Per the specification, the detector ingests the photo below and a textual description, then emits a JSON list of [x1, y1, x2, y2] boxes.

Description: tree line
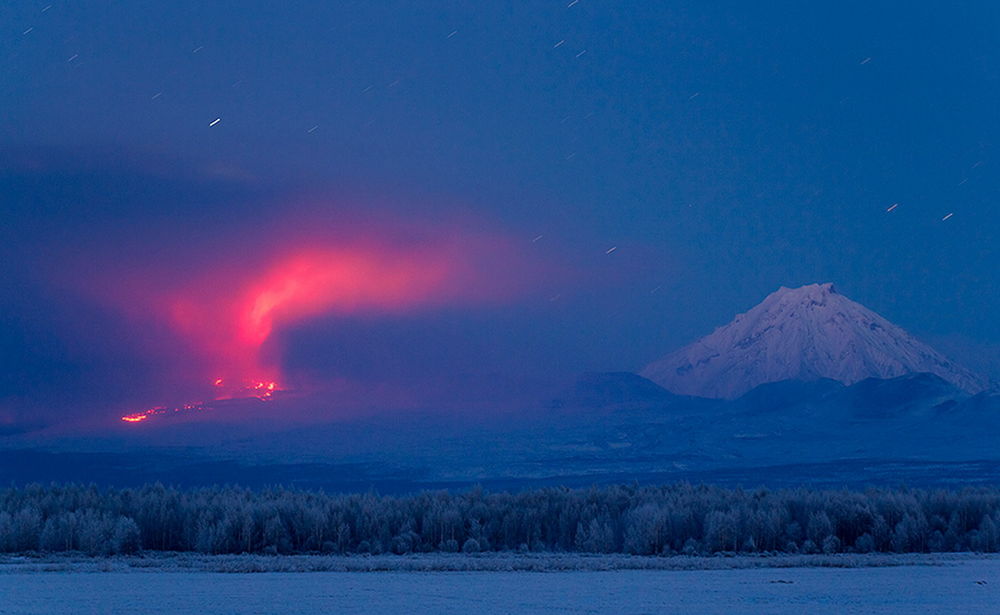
[[2, 482, 1000, 556]]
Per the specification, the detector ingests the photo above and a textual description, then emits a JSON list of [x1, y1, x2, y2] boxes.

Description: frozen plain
[[2, 555, 1000, 614]]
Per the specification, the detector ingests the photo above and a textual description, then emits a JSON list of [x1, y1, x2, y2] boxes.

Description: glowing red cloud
[[62, 208, 540, 425], [42, 199, 545, 425], [239, 249, 456, 345], [166, 242, 480, 385]]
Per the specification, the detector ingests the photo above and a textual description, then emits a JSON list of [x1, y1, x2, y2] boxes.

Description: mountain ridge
[[641, 283, 987, 399]]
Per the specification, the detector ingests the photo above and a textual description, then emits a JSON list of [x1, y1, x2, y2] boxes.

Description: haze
[[2, 1, 997, 432]]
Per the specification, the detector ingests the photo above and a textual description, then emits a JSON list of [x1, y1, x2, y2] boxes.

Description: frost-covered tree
[[2, 483, 1000, 556]]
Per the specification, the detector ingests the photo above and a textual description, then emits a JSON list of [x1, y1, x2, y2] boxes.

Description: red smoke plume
[[68, 210, 534, 423], [167, 242, 480, 386]]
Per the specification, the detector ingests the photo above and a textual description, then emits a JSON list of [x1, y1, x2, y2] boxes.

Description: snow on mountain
[[641, 283, 988, 399]]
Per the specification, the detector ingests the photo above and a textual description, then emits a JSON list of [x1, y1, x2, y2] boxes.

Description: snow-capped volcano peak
[[640, 283, 987, 399]]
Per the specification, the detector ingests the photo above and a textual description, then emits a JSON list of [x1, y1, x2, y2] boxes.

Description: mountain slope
[[641, 283, 987, 399]]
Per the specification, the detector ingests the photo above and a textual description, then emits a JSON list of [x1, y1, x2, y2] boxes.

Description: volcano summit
[[641, 283, 988, 399]]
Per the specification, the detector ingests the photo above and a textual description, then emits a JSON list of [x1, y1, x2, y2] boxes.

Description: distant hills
[[3, 282, 998, 490], [7, 369, 999, 490]]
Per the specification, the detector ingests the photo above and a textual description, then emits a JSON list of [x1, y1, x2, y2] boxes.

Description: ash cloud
[[0, 149, 556, 430]]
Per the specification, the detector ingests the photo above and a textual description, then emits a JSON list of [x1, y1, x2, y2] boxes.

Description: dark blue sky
[[2, 1, 998, 426]]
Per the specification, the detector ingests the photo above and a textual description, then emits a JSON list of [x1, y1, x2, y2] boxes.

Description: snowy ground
[[1, 554, 999, 614], [0, 552, 958, 573]]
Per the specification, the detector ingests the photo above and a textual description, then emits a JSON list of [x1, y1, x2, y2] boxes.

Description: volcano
[[641, 283, 988, 399]]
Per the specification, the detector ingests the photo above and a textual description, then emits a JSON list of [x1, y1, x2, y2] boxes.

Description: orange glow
[[247, 380, 279, 398], [120, 379, 285, 423], [120, 406, 168, 422]]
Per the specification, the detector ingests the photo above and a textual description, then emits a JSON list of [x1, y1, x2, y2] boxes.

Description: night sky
[[2, 1, 998, 430]]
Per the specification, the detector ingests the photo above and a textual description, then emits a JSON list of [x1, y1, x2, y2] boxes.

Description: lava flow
[[120, 378, 280, 423]]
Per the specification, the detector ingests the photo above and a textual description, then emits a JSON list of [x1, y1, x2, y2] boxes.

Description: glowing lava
[[121, 408, 162, 423], [121, 378, 282, 423]]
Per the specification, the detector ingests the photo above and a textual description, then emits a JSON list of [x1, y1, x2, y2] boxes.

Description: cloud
[[87, 212, 536, 392], [0, 149, 547, 427]]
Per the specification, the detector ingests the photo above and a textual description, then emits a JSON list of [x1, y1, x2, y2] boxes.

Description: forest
[[2, 483, 1000, 557]]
